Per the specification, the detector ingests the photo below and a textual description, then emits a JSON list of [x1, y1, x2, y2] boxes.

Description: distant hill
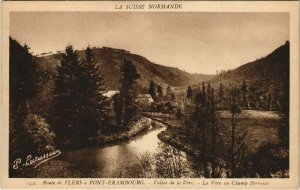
[[195, 41, 289, 97], [35, 47, 213, 90]]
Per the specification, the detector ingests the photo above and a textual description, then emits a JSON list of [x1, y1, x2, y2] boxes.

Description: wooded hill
[[35, 47, 213, 90], [206, 41, 289, 96]]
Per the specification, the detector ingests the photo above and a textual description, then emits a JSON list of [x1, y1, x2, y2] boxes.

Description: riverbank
[[152, 117, 203, 158], [96, 117, 153, 145]]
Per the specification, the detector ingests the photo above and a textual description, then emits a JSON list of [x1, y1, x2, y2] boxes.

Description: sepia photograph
[[8, 11, 291, 179], [1, 2, 299, 188]]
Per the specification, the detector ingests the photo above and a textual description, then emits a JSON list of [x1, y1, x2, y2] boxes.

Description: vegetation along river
[[28, 120, 203, 178]]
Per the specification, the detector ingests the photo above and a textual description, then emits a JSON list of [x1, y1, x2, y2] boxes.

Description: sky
[[10, 12, 289, 74]]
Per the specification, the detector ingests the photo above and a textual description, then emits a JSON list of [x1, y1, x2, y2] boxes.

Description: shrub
[[10, 113, 56, 159]]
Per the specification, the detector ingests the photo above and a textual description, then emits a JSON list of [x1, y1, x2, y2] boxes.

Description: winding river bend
[[31, 120, 201, 178]]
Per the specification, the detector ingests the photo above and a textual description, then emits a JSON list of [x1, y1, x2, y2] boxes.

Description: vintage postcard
[[1, 1, 299, 189]]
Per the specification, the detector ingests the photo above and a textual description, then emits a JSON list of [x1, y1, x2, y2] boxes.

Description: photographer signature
[[13, 149, 62, 169]]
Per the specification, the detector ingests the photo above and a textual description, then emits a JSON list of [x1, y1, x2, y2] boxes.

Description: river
[[29, 121, 202, 178]]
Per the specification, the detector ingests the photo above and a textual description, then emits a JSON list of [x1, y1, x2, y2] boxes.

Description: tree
[[281, 41, 290, 114], [176, 108, 183, 124], [217, 82, 224, 102], [186, 85, 193, 99], [210, 88, 217, 177], [207, 88, 223, 177], [80, 47, 110, 134], [112, 92, 123, 127], [9, 37, 40, 123], [11, 114, 56, 156], [201, 83, 207, 151], [207, 83, 212, 98], [192, 89, 206, 144], [157, 85, 163, 100], [52, 45, 84, 146], [248, 82, 258, 109], [202, 82, 206, 106], [53, 46, 110, 146], [228, 85, 242, 177], [9, 38, 53, 164], [268, 94, 272, 110], [165, 86, 172, 101], [183, 114, 193, 141], [192, 83, 210, 177], [120, 59, 140, 127], [122, 59, 140, 88], [171, 93, 176, 102], [149, 81, 156, 101], [241, 80, 248, 107], [10, 113, 56, 177]]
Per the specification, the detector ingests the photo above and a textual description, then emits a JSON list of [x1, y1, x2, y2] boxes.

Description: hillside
[[35, 47, 213, 90], [200, 41, 289, 96]]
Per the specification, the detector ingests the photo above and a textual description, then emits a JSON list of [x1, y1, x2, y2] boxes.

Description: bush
[[10, 113, 56, 159], [252, 143, 288, 177]]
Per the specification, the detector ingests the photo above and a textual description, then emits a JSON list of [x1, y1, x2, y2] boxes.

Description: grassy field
[[219, 110, 282, 153], [158, 109, 283, 157], [156, 109, 287, 177]]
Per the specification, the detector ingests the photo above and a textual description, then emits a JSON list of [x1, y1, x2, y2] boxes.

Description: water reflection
[[33, 122, 204, 178], [55, 126, 166, 177]]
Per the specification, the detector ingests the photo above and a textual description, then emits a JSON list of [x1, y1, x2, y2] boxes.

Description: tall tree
[[9, 37, 40, 121], [248, 82, 258, 109], [53, 46, 110, 146], [192, 90, 206, 144], [207, 83, 212, 99], [112, 92, 123, 127], [241, 80, 248, 107], [165, 85, 172, 101], [228, 85, 242, 177], [217, 82, 224, 103], [157, 85, 163, 100], [209, 88, 220, 177], [52, 45, 84, 146], [120, 59, 140, 127], [186, 85, 193, 99], [149, 81, 156, 101], [192, 86, 209, 177], [202, 82, 206, 106], [80, 47, 110, 134]]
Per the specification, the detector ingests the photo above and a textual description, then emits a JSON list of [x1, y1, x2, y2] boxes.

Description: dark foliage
[[149, 81, 156, 101], [9, 38, 55, 170], [217, 82, 224, 102], [120, 59, 140, 127], [252, 143, 288, 177], [157, 85, 163, 100], [80, 47, 110, 129], [52, 46, 110, 148], [52, 45, 83, 146], [112, 92, 123, 127], [186, 85, 193, 99], [9, 37, 40, 121]]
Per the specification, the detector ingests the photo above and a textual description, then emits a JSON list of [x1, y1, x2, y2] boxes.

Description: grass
[[158, 110, 283, 156], [219, 110, 281, 153]]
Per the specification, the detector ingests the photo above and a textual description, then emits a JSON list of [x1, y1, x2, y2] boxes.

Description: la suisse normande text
[[115, 4, 183, 10]]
